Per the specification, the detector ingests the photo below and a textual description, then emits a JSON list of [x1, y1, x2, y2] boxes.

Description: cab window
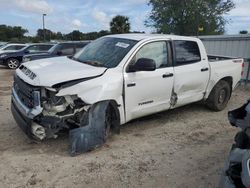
[[132, 41, 168, 69], [174, 40, 201, 65]]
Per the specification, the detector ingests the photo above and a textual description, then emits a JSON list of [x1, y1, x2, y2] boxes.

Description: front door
[[124, 41, 174, 122]]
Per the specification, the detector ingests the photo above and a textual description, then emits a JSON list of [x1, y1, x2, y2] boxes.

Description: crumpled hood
[[16, 56, 107, 87]]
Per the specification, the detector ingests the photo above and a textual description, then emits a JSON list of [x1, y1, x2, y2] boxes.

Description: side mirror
[[57, 51, 62, 55], [24, 50, 30, 54], [129, 58, 156, 72]]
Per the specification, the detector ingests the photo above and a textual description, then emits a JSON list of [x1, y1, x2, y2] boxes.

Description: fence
[[199, 34, 250, 83]]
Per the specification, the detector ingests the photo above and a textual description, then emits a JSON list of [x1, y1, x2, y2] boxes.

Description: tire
[[104, 105, 114, 141], [79, 102, 114, 141], [7, 58, 20, 69], [206, 80, 231, 111]]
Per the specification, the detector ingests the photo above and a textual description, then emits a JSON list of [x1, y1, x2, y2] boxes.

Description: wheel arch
[[220, 76, 233, 89], [205, 77, 232, 111], [93, 99, 121, 134], [7, 56, 22, 62], [205, 76, 233, 99]]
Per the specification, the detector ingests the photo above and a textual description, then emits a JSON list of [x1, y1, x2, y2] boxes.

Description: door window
[[4, 45, 26, 50], [26, 45, 40, 52], [174, 40, 201, 65], [60, 44, 75, 55], [132, 41, 168, 69], [38, 45, 53, 51]]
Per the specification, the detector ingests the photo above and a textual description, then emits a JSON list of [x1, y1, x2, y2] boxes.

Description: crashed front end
[[11, 74, 116, 155]]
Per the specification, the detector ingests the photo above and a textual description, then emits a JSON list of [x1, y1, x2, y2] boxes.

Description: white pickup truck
[[11, 34, 243, 155]]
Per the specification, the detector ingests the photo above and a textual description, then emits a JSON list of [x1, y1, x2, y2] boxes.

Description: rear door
[[38, 45, 53, 52], [173, 40, 210, 107], [124, 40, 174, 121], [25, 45, 39, 54]]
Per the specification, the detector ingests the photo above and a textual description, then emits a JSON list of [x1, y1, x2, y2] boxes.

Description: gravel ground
[[0, 65, 249, 188]]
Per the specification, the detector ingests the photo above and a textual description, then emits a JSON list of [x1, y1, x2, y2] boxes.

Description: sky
[[0, 0, 249, 36]]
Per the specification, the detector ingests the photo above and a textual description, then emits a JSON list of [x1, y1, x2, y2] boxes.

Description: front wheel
[[206, 80, 231, 111], [7, 58, 20, 69], [104, 105, 116, 141]]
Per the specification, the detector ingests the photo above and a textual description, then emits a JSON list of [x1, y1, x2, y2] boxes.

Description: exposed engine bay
[[35, 88, 88, 139]]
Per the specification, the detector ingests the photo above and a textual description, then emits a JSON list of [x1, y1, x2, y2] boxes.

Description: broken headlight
[[41, 88, 86, 117]]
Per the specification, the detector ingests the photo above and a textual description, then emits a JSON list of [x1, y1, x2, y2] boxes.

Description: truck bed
[[208, 55, 240, 62], [206, 55, 243, 94]]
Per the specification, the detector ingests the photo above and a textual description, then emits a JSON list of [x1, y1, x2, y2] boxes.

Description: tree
[[55, 32, 63, 40], [0, 24, 111, 42], [110, 15, 130, 34], [146, 0, 235, 35], [11, 26, 28, 39], [36, 28, 54, 41], [70, 30, 82, 40], [0, 25, 28, 41], [239, 30, 248, 34]]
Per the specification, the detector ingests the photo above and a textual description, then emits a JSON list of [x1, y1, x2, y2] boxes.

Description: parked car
[[0, 43, 54, 69], [11, 34, 243, 155], [0, 43, 27, 51], [23, 41, 90, 62], [220, 99, 250, 188]]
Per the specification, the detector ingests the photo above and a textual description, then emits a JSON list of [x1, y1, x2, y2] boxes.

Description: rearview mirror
[[129, 58, 156, 72]]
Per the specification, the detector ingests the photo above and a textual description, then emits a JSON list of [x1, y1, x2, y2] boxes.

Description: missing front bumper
[[11, 100, 33, 139]]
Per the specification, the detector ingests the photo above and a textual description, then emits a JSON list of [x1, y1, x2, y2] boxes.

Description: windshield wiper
[[69, 56, 84, 63], [70, 57, 106, 68], [82, 60, 106, 67]]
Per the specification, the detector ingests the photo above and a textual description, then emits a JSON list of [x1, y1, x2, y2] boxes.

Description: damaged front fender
[[69, 101, 118, 156]]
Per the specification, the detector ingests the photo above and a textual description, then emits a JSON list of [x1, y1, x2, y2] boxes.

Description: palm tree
[[110, 15, 130, 34]]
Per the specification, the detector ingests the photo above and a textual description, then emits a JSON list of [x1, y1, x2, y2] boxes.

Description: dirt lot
[[0, 66, 249, 188]]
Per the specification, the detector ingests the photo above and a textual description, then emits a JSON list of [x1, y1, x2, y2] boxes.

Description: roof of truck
[[105, 33, 199, 41]]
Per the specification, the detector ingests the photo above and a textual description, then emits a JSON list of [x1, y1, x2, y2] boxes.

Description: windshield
[[48, 44, 59, 53], [73, 37, 137, 68]]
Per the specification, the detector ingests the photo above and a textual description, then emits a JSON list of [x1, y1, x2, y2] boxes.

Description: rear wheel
[[206, 80, 231, 111], [7, 58, 20, 69]]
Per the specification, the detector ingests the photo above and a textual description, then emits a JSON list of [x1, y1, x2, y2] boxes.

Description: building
[[199, 34, 250, 83]]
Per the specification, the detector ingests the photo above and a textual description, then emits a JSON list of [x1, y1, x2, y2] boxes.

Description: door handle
[[201, 67, 209, 72], [127, 82, 136, 87], [162, 73, 174, 78]]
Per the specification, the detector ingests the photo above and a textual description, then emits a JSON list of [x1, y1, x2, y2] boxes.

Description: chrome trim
[[12, 88, 43, 119]]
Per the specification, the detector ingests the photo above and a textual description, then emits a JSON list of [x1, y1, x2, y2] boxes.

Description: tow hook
[[31, 123, 46, 140]]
